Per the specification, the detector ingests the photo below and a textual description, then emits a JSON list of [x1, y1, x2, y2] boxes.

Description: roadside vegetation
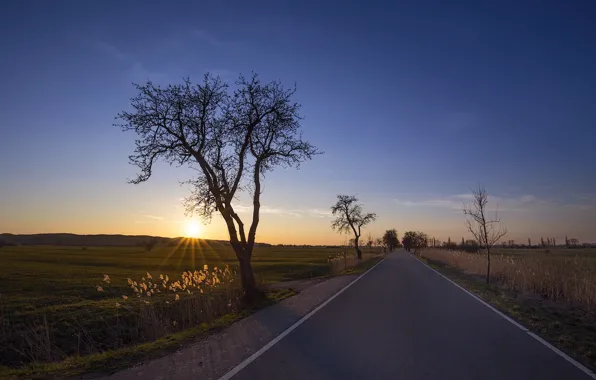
[[420, 248, 596, 314], [403, 184, 596, 370], [418, 248, 596, 371]]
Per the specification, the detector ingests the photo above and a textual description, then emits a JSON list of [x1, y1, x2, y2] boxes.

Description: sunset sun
[[183, 221, 202, 238]]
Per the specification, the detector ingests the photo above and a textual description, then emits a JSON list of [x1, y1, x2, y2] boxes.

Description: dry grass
[[1, 266, 244, 368], [420, 248, 596, 314], [327, 251, 382, 274], [418, 250, 596, 371]]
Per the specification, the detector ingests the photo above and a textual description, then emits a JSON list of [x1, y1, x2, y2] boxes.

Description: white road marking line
[[413, 253, 596, 379], [218, 255, 389, 380]]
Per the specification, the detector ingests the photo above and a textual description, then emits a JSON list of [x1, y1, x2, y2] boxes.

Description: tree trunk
[[354, 236, 362, 260], [221, 212, 260, 302], [237, 252, 260, 299], [485, 247, 491, 284]]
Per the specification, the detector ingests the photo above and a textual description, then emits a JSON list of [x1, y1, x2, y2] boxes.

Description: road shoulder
[[98, 274, 360, 380]]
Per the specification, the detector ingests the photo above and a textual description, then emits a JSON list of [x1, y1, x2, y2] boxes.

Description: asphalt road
[[227, 250, 593, 380]]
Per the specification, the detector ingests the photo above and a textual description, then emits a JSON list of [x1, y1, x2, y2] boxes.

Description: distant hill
[[0, 233, 267, 247], [0, 233, 170, 247], [0, 233, 270, 247]]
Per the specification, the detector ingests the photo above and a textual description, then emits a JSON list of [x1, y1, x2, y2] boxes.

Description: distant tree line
[[427, 236, 480, 253], [426, 235, 595, 251]]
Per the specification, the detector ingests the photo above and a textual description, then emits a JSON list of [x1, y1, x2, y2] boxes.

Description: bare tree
[[116, 73, 319, 298], [463, 185, 507, 284], [331, 195, 376, 259]]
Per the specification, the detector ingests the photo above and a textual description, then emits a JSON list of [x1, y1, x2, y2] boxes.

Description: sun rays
[[158, 223, 223, 273]]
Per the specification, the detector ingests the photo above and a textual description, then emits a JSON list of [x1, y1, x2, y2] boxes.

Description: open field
[[0, 241, 381, 310], [418, 247, 596, 369], [0, 241, 382, 370]]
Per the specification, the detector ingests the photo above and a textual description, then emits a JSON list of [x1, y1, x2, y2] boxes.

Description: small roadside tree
[[463, 185, 507, 284], [116, 73, 319, 298], [331, 195, 376, 260], [382, 229, 400, 251]]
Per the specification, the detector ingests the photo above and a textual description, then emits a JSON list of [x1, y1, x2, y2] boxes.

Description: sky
[[1, 0, 595, 245]]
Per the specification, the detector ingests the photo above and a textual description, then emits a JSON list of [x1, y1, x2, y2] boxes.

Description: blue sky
[[1, 0, 595, 243]]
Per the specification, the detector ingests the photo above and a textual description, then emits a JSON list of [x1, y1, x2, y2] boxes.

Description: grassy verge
[[0, 289, 296, 380], [340, 254, 385, 275], [418, 256, 596, 372], [0, 244, 384, 379], [1, 244, 384, 368], [1, 248, 382, 380]]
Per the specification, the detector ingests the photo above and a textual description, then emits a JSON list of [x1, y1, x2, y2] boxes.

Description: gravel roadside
[[97, 274, 359, 380]]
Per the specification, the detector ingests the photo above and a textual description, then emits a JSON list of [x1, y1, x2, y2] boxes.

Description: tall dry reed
[[327, 251, 383, 274], [421, 249, 596, 313], [1, 265, 243, 367]]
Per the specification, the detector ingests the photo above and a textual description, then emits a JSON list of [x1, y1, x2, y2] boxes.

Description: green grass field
[[0, 242, 363, 310], [0, 241, 381, 369]]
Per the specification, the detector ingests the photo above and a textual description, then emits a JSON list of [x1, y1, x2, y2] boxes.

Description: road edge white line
[[412, 253, 596, 379], [217, 255, 389, 380]]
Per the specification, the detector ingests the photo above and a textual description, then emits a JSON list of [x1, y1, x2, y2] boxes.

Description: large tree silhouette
[[117, 73, 319, 297]]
